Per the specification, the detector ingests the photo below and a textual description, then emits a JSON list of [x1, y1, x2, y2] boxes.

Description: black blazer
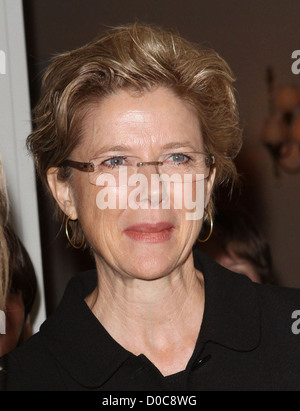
[[1, 250, 300, 391]]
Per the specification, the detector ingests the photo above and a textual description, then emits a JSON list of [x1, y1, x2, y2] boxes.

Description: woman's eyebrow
[[161, 142, 197, 150], [91, 145, 132, 157], [91, 142, 198, 158]]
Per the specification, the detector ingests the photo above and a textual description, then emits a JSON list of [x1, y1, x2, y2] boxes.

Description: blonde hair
[[27, 23, 242, 244], [0, 153, 10, 311]]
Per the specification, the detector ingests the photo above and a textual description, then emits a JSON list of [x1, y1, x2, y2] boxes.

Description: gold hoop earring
[[65, 215, 85, 249], [198, 208, 213, 243]]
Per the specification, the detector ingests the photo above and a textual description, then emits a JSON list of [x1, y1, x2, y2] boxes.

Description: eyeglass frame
[[60, 151, 215, 183]]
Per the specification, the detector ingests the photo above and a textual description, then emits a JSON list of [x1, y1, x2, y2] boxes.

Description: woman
[[1, 23, 300, 391]]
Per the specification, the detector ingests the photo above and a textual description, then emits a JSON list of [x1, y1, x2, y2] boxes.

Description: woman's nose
[[130, 163, 169, 209]]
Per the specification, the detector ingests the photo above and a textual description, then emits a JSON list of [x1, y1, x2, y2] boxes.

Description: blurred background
[[12, 0, 300, 315]]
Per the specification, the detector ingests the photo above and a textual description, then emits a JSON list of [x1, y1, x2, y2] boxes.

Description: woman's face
[[49, 87, 215, 280]]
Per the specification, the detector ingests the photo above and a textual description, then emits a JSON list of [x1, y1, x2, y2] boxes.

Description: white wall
[[0, 0, 45, 331]]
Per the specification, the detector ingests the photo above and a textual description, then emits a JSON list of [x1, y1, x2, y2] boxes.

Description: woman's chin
[[124, 254, 176, 281]]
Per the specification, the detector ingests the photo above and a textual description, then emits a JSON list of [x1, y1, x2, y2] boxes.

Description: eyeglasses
[[61, 152, 215, 186]]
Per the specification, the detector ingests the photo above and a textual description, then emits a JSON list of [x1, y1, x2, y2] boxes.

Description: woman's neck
[[85, 255, 205, 375]]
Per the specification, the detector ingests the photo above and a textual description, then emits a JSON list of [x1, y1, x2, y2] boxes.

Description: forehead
[[76, 87, 203, 157]]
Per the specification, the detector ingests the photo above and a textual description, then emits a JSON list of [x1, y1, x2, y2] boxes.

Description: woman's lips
[[123, 222, 175, 243]]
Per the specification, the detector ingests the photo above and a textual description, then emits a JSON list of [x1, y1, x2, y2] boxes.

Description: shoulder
[[194, 247, 300, 340], [253, 283, 300, 388], [254, 282, 300, 315], [254, 282, 300, 336], [0, 332, 65, 391], [194, 247, 300, 310], [0, 269, 98, 391]]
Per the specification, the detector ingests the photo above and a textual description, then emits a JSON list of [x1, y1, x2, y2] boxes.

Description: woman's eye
[[170, 153, 189, 163], [103, 157, 125, 167]]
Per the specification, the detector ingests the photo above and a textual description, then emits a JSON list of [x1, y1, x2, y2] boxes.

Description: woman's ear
[[47, 167, 78, 220]]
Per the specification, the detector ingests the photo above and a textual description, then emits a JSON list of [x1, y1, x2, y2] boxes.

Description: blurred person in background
[[0, 153, 37, 357], [202, 207, 276, 285]]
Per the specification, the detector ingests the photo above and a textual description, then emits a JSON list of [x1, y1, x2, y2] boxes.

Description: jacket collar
[[40, 249, 261, 388]]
